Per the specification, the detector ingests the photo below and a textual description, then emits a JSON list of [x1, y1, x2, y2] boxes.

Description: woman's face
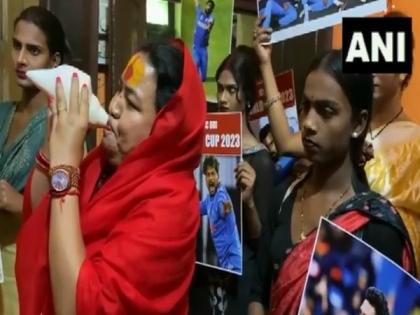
[[300, 69, 366, 165], [102, 52, 157, 165], [372, 73, 403, 105], [12, 20, 59, 88], [217, 69, 244, 112]]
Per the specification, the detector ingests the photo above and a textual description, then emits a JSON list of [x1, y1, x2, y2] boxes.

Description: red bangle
[[39, 150, 49, 163], [35, 151, 50, 174], [50, 187, 80, 199]]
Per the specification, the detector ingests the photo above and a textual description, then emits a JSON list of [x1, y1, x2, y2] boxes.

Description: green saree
[[0, 101, 46, 315]]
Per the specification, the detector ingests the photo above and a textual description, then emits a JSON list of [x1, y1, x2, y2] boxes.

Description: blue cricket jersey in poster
[[193, 5, 214, 48], [200, 184, 242, 272]]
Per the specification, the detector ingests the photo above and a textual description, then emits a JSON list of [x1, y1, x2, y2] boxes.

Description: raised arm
[[253, 20, 305, 157], [29, 103, 88, 214], [26, 100, 58, 212], [48, 75, 88, 315]]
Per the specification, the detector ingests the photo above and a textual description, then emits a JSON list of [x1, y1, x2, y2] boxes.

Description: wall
[[110, 0, 146, 96], [332, 0, 420, 123], [174, 1, 182, 38], [236, 12, 254, 47], [0, 0, 39, 102]]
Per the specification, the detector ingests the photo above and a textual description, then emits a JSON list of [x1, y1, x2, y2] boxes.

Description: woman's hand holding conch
[[49, 73, 89, 168]]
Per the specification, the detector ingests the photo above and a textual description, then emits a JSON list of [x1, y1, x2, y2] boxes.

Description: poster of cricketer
[[257, 0, 387, 43], [298, 218, 420, 315], [194, 112, 243, 275], [180, 0, 234, 102]]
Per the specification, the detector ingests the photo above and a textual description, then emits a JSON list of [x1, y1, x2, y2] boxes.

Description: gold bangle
[[264, 95, 282, 111]]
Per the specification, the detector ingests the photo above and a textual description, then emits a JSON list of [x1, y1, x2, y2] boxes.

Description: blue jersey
[[274, 156, 295, 185], [193, 5, 214, 48], [200, 185, 241, 271]]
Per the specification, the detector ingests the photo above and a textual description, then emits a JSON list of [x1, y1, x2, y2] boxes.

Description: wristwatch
[[49, 165, 80, 195]]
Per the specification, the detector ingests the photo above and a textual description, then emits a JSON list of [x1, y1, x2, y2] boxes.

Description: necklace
[[299, 185, 351, 241], [369, 107, 403, 140]]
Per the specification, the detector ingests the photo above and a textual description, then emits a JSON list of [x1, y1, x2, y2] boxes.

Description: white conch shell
[[26, 65, 109, 127]]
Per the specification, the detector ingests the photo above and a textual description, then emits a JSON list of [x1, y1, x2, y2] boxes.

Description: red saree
[[15, 40, 206, 315], [269, 211, 414, 315]]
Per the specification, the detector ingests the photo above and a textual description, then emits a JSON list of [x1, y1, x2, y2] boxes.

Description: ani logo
[[342, 17, 412, 74]]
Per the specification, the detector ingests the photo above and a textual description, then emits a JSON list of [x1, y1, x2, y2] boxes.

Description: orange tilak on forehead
[[123, 54, 146, 89]]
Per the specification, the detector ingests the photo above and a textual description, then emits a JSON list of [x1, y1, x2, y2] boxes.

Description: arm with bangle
[[254, 23, 305, 157], [32, 111, 87, 212], [46, 74, 88, 315], [31, 144, 52, 210]]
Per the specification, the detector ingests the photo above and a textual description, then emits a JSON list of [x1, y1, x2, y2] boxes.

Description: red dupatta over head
[[16, 40, 206, 315]]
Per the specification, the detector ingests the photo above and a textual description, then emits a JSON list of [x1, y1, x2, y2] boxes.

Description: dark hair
[[384, 11, 414, 89], [259, 123, 271, 142], [365, 287, 390, 315], [203, 156, 219, 174], [206, 0, 215, 10], [139, 41, 184, 111], [14, 6, 70, 64], [307, 50, 373, 189], [216, 45, 261, 116]]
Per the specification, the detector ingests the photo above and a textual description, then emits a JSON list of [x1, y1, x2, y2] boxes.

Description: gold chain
[[299, 185, 351, 241], [369, 107, 403, 140]]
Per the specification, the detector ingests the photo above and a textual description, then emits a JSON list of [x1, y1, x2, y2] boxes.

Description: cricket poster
[[194, 112, 243, 275]]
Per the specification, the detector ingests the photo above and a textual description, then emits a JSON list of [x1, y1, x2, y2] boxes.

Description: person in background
[[192, 0, 215, 81], [0, 6, 69, 314], [257, 11, 420, 275], [365, 10, 420, 276], [248, 22, 416, 314], [189, 45, 275, 315], [259, 123, 295, 184]]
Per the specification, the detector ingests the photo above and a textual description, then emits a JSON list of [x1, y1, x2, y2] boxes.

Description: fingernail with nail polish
[[72, 72, 78, 79], [56, 76, 61, 84]]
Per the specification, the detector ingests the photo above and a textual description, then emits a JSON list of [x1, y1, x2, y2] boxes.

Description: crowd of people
[[0, 4, 418, 315]]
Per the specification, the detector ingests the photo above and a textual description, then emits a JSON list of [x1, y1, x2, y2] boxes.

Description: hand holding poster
[[195, 112, 243, 275], [250, 69, 299, 139]]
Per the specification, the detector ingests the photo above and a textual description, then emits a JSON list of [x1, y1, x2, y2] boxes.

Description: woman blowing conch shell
[[16, 39, 206, 315]]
